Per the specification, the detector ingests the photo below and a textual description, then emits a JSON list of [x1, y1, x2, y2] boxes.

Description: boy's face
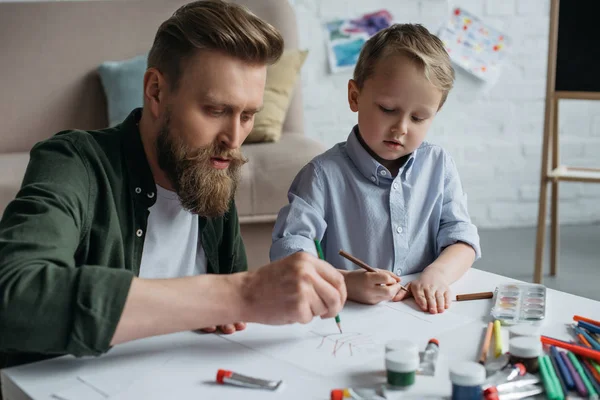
[[348, 54, 442, 166]]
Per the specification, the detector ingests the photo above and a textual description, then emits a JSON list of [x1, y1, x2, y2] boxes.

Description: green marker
[[314, 238, 342, 334], [568, 352, 598, 399]]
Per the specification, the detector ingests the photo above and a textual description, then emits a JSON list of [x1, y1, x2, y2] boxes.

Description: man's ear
[[143, 68, 167, 120], [348, 79, 360, 113]]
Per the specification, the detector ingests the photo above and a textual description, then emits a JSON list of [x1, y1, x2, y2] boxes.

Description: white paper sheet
[[221, 300, 475, 382]]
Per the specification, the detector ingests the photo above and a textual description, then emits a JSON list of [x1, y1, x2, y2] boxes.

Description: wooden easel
[[534, 0, 600, 284]]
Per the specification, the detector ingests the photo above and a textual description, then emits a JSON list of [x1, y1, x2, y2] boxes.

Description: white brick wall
[[289, 0, 600, 228]]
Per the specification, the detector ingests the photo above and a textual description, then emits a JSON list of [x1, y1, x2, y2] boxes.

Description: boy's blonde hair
[[353, 23, 454, 108], [148, 0, 284, 91]]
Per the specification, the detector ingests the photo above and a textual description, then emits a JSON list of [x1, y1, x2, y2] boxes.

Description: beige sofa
[[0, 0, 324, 268]]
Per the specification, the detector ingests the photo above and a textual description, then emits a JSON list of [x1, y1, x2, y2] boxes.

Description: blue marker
[[551, 346, 574, 390]]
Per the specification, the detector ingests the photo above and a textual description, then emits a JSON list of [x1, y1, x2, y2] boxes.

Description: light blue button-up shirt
[[270, 127, 481, 276]]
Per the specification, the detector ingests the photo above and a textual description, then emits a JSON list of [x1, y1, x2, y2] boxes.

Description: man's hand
[[200, 322, 247, 334], [241, 252, 347, 325], [406, 269, 451, 314], [343, 269, 402, 305]]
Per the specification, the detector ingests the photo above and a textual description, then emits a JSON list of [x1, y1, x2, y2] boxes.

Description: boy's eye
[[411, 116, 425, 123], [379, 105, 395, 113]]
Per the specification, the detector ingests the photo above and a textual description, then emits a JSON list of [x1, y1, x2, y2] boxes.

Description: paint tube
[[330, 387, 386, 400], [483, 363, 526, 389], [483, 384, 543, 400], [216, 369, 282, 390], [417, 338, 439, 376]]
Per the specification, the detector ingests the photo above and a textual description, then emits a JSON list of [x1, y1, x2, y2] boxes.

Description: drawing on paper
[[325, 10, 394, 73], [310, 331, 376, 357], [437, 7, 511, 82]]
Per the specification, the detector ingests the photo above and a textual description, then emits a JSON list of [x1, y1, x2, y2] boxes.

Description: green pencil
[[314, 238, 342, 334]]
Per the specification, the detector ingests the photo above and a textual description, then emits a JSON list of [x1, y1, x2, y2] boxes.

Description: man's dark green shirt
[[0, 109, 248, 370]]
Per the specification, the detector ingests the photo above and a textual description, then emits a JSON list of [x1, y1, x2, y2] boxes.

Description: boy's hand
[[408, 270, 451, 314], [200, 322, 247, 334], [343, 270, 402, 305]]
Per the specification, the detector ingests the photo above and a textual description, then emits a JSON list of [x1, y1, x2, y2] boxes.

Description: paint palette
[[490, 283, 546, 325]]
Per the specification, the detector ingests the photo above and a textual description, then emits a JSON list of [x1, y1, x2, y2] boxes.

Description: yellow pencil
[[493, 320, 503, 357]]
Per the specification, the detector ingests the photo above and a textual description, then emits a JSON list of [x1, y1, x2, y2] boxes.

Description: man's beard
[[156, 117, 247, 217]]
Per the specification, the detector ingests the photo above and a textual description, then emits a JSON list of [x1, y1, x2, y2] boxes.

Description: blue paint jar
[[449, 361, 486, 400]]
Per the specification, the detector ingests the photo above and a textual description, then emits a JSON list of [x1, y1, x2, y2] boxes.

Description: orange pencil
[[574, 315, 600, 328], [478, 322, 494, 365], [579, 334, 592, 349]]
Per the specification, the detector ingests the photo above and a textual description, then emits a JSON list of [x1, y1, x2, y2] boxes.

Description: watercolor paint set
[[490, 283, 547, 325]]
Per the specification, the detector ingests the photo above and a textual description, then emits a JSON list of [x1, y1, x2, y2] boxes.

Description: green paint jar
[[386, 348, 420, 388]]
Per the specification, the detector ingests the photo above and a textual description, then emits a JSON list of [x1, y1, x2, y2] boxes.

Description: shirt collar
[[345, 125, 417, 185]]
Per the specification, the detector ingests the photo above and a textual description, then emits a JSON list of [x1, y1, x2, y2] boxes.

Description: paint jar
[[385, 339, 418, 354], [509, 325, 541, 339], [449, 361, 486, 400], [385, 348, 420, 388], [508, 336, 542, 373]]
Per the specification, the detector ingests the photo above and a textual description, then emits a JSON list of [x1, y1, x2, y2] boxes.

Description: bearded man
[[0, 0, 346, 372]]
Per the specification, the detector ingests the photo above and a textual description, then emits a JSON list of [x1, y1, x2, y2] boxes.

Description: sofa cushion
[[235, 134, 325, 222], [0, 153, 30, 217], [245, 49, 308, 144], [97, 54, 147, 127]]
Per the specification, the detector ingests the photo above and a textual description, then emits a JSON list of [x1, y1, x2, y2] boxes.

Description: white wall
[[290, 0, 600, 228]]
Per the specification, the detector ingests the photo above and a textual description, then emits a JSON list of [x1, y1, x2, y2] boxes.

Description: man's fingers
[[311, 271, 343, 318], [312, 258, 347, 308]]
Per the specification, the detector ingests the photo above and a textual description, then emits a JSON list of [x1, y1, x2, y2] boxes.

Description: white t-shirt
[[139, 185, 207, 279]]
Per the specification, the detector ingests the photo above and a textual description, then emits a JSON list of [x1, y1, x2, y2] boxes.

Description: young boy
[[270, 23, 481, 314]]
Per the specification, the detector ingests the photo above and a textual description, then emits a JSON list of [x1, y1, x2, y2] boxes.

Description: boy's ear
[[347, 79, 360, 112]]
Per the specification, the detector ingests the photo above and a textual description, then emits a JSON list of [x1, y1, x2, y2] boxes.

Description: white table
[[2, 268, 600, 400]]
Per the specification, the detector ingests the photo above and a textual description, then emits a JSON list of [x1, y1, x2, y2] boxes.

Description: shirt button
[[380, 170, 387, 176], [393, 183, 399, 190], [147, 192, 155, 198], [396, 226, 403, 234], [135, 187, 142, 194], [370, 176, 376, 182], [136, 229, 143, 237]]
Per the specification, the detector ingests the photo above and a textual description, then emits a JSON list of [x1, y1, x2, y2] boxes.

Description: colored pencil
[[315, 239, 342, 334], [574, 315, 600, 328], [568, 351, 597, 398], [478, 322, 494, 364], [580, 357, 600, 399], [574, 325, 600, 351], [539, 355, 562, 400], [561, 351, 588, 397], [338, 250, 408, 292], [542, 335, 600, 362], [579, 321, 600, 336], [551, 346, 575, 390], [548, 351, 569, 398], [455, 291, 494, 301]]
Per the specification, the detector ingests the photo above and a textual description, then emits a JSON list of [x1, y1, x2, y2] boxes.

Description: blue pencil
[[549, 349, 569, 398], [574, 325, 600, 351], [552, 346, 575, 390], [580, 321, 600, 336]]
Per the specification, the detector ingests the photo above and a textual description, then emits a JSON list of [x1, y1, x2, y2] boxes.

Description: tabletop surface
[[3, 268, 599, 400]]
